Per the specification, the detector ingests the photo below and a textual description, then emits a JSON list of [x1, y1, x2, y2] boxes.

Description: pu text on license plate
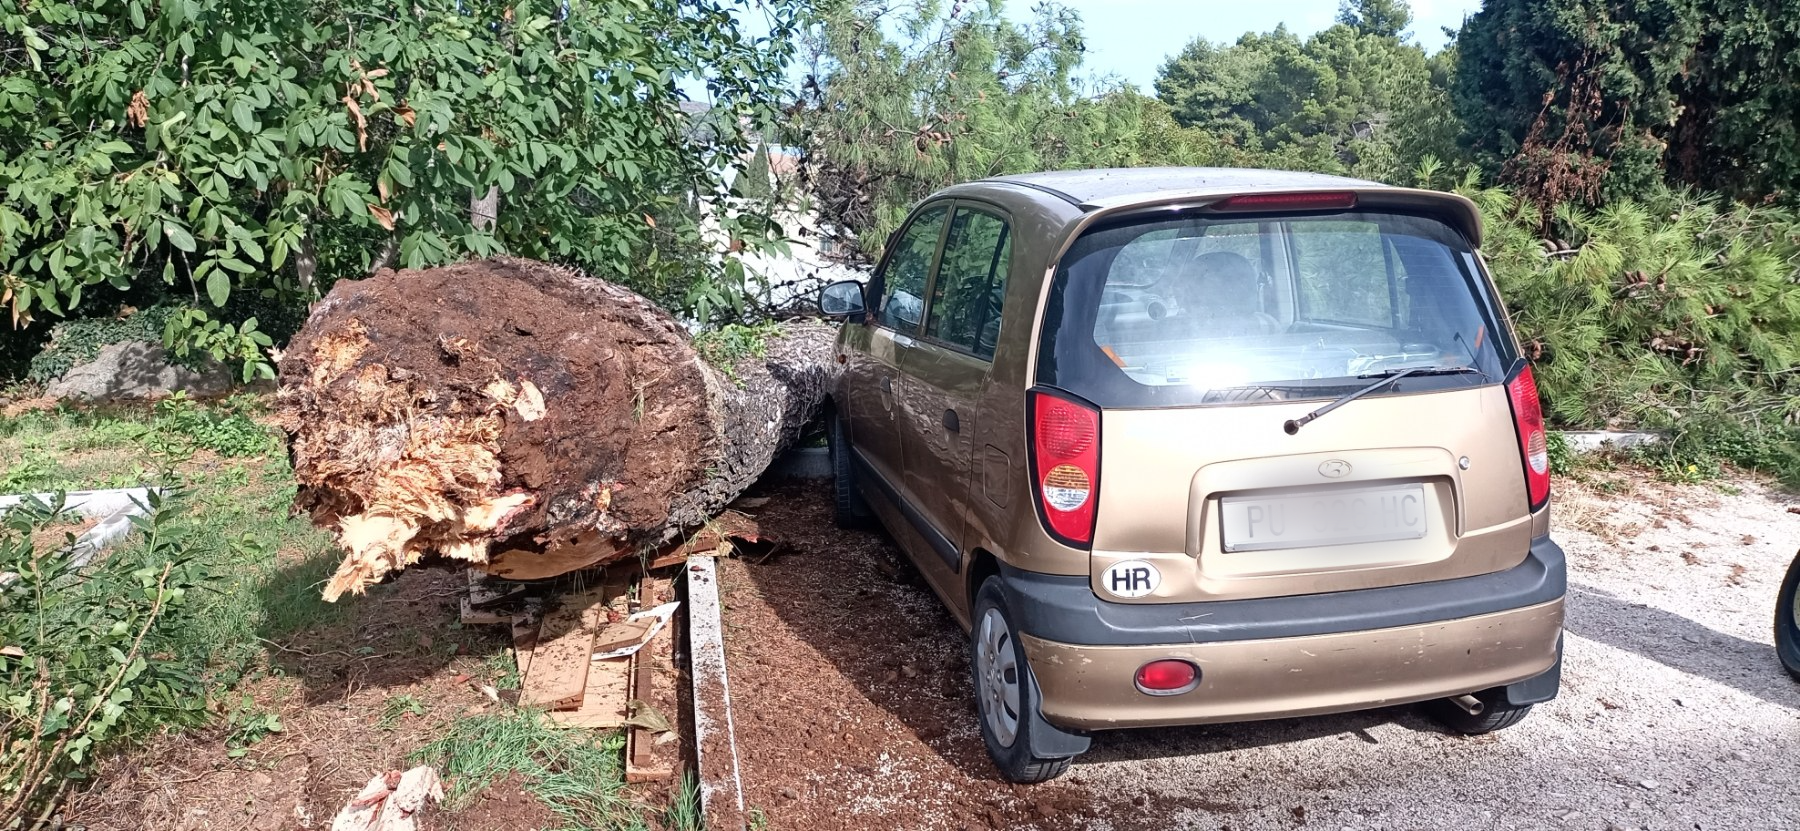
[[1219, 484, 1428, 553]]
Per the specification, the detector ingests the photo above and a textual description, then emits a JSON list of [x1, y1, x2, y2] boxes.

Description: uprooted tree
[[276, 257, 835, 600]]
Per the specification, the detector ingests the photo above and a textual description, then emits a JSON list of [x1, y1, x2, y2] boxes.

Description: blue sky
[[1009, 0, 1484, 91]]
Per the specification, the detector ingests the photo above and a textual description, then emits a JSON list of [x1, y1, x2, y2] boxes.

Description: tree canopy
[[1152, 16, 1460, 182], [789, 0, 1240, 260], [1454, 0, 1800, 204], [0, 0, 804, 374]]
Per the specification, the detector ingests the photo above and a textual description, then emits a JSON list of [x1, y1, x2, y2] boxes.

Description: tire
[[1777, 551, 1800, 681], [827, 407, 871, 528], [1426, 688, 1534, 735], [970, 577, 1079, 783]]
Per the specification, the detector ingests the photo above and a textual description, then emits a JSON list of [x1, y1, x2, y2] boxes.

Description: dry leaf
[[0, 645, 24, 659], [368, 204, 395, 231], [343, 93, 368, 152], [643, 213, 657, 228], [624, 700, 672, 733], [126, 90, 149, 128], [394, 103, 417, 128]]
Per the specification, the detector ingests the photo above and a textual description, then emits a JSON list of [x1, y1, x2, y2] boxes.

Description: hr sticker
[[1103, 560, 1160, 598]]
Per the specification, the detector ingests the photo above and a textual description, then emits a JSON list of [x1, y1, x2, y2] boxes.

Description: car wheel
[[827, 407, 871, 529], [971, 577, 1077, 783], [1776, 551, 1800, 681], [1425, 688, 1533, 735]]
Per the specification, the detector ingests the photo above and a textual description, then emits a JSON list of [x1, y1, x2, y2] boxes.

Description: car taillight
[[1135, 659, 1200, 695], [1506, 365, 1551, 510], [1031, 390, 1100, 547]]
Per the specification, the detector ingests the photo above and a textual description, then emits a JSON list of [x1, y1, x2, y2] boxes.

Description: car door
[[897, 203, 1014, 594], [845, 203, 950, 515]]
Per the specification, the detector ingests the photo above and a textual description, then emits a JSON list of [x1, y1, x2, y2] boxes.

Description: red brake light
[[1506, 365, 1551, 510], [1135, 659, 1199, 695], [1031, 391, 1100, 547], [1212, 191, 1357, 212]]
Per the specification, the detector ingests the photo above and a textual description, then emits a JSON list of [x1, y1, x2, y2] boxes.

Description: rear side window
[[878, 205, 948, 331], [925, 207, 1012, 359], [1037, 210, 1514, 408]]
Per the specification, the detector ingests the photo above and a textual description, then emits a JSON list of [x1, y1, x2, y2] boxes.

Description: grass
[[664, 773, 703, 831], [0, 396, 340, 685], [414, 710, 646, 831], [2, 395, 657, 828]]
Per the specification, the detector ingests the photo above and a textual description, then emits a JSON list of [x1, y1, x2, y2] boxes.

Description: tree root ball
[[276, 257, 836, 600]]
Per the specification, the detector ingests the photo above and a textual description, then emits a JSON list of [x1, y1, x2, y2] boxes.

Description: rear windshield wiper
[[1283, 366, 1479, 435]]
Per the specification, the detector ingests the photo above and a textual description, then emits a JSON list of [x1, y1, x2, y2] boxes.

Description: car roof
[[942, 167, 1484, 247], [985, 167, 1386, 208]]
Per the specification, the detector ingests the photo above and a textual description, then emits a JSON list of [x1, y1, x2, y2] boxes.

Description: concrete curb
[[686, 556, 747, 830]]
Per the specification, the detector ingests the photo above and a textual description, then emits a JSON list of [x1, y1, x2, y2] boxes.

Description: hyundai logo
[[1318, 459, 1352, 478]]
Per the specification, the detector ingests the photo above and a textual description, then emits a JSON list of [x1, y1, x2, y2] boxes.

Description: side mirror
[[819, 280, 867, 320]]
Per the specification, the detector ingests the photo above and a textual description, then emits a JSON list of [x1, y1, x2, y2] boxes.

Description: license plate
[[1219, 484, 1428, 553]]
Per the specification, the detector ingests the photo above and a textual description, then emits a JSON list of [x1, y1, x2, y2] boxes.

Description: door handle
[[881, 377, 893, 394], [893, 333, 917, 349], [942, 409, 960, 432]]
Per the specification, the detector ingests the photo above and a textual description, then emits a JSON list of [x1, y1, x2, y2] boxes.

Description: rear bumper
[[1002, 535, 1568, 730], [1002, 535, 1567, 645], [1022, 599, 1564, 729]]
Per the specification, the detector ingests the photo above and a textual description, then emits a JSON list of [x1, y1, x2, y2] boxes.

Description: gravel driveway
[[722, 472, 1800, 831]]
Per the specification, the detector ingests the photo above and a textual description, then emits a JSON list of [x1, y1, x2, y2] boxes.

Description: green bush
[[1411, 166, 1800, 475], [0, 492, 215, 826]]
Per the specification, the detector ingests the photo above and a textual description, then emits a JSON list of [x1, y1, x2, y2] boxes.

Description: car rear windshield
[[1036, 209, 1515, 408]]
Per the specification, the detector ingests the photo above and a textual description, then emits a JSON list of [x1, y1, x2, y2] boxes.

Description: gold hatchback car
[[817, 168, 1566, 783]]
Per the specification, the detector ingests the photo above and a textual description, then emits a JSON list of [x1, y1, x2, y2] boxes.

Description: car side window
[[879, 205, 949, 331], [924, 207, 1011, 359]]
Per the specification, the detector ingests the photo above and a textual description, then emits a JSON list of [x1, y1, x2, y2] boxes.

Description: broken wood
[[330, 767, 443, 831], [276, 257, 835, 600], [544, 582, 635, 729], [520, 588, 608, 710]]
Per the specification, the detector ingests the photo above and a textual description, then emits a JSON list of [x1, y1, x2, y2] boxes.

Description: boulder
[[45, 340, 232, 402]]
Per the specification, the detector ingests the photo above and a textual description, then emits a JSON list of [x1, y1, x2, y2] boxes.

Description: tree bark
[[275, 257, 835, 600]]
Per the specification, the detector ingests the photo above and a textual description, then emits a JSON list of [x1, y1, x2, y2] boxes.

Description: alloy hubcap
[[976, 607, 1022, 747]]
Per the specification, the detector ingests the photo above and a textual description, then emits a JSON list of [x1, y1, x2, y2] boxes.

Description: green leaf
[[231, 100, 255, 133], [165, 223, 196, 252], [205, 268, 230, 307]]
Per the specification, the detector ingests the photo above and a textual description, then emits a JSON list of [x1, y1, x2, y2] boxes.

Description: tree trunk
[[275, 257, 835, 601]]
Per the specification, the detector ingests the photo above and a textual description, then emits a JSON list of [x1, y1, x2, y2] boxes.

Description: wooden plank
[[623, 658, 666, 782], [688, 557, 746, 830], [545, 656, 631, 728], [592, 618, 657, 654], [626, 574, 676, 782], [545, 577, 634, 728], [520, 589, 607, 710]]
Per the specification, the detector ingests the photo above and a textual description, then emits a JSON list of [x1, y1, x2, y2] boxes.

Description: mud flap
[[1504, 633, 1563, 706], [1025, 664, 1093, 758]]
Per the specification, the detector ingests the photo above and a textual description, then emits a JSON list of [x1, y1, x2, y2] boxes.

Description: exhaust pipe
[[1450, 694, 1485, 716]]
